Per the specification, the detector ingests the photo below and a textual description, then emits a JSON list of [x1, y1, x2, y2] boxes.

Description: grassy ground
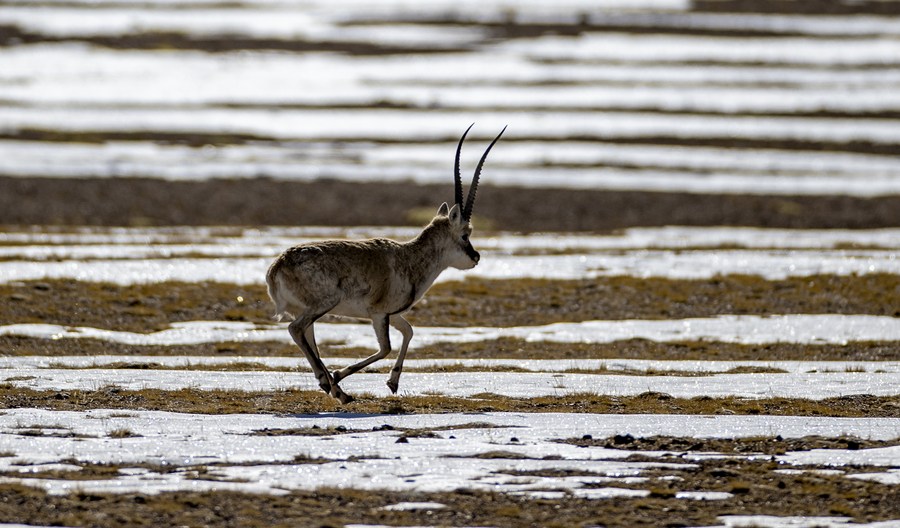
[[4, 176, 900, 230], [5, 335, 899, 362], [4, 274, 898, 332], [3, 386, 899, 417]]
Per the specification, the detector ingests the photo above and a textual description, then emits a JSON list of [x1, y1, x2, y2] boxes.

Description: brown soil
[[560, 434, 900, 454], [0, 24, 469, 55], [4, 176, 900, 230], [3, 275, 898, 333], [419, 275, 900, 327], [3, 335, 898, 361], [2, 386, 898, 417]]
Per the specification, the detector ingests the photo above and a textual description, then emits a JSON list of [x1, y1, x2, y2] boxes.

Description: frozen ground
[[2, 0, 900, 522], [3, 355, 899, 375], [1, 225, 898, 525], [3, 314, 900, 347], [3, 225, 899, 250], [1, 228, 898, 284], [4, 249, 898, 283], [1, 1, 899, 197], [0, 239, 897, 525], [3, 249, 898, 283], [3, 365, 900, 399], [1, 409, 898, 497]]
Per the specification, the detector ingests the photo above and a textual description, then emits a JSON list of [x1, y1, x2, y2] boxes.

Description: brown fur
[[266, 205, 478, 403]]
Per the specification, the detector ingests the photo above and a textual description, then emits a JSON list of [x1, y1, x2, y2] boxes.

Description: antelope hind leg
[[386, 316, 413, 394], [305, 324, 354, 404], [289, 317, 354, 404]]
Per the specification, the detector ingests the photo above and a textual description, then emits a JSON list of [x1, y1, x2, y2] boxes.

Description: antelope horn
[[454, 123, 474, 209], [463, 125, 507, 222]]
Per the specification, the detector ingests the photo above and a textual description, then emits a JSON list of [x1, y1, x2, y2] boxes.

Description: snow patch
[[1, 410, 897, 497], [3, 315, 898, 347]]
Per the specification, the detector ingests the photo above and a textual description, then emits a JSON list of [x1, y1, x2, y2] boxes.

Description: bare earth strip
[[0, 24, 472, 56], [2, 386, 899, 417], [4, 177, 900, 230], [3, 275, 898, 332], [558, 434, 900, 453], [3, 336, 898, 361]]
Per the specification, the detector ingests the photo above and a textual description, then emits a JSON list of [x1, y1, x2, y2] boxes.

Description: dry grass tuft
[[2, 385, 899, 418]]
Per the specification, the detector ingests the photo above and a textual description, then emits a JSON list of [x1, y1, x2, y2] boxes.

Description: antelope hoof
[[336, 390, 355, 405], [329, 382, 354, 404], [386, 379, 399, 394]]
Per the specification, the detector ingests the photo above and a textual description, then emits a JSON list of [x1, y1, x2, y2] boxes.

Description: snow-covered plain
[[1, 248, 897, 283], [5, 107, 898, 145], [3, 226, 899, 252], [2, 0, 900, 519], [1, 409, 898, 498], [1, 226, 896, 287], [3, 314, 900, 348], [4, 366, 900, 399], [0, 233, 898, 523], [2, 0, 899, 196], [4, 355, 899, 376]]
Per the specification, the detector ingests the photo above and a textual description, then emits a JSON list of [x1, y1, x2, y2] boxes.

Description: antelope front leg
[[332, 315, 391, 386], [386, 316, 413, 394]]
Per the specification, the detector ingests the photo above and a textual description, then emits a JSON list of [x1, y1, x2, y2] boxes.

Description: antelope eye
[[461, 233, 469, 242]]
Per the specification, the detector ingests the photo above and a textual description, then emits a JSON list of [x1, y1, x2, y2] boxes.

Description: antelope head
[[436, 123, 506, 270]]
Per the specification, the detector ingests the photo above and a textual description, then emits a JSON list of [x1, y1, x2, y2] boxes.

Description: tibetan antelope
[[266, 124, 506, 404]]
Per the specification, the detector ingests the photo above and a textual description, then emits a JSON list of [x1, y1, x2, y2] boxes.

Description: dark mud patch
[[2, 386, 899, 417], [559, 434, 900, 454], [3, 274, 897, 332], [4, 176, 900, 230]]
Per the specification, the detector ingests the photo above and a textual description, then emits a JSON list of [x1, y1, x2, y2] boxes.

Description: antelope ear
[[437, 202, 450, 216], [447, 203, 462, 224]]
